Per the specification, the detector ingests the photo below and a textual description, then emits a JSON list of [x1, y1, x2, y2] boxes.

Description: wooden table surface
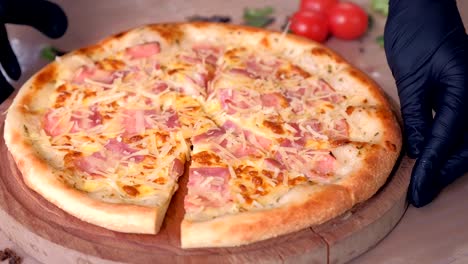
[[1, 0, 467, 263]]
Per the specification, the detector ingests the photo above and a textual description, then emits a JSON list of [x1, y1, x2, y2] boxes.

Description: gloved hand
[[384, 0, 468, 207], [0, 0, 67, 101]]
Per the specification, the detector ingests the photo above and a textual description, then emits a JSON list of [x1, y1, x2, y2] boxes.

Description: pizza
[[3, 22, 402, 248]]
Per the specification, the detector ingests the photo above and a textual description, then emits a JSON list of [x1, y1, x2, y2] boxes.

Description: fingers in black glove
[[0, 70, 14, 102], [385, 0, 468, 207], [407, 38, 468, 207], [395, 71, 434, 158], [0, 0, 67, 38], [0, 24, 20, 80]]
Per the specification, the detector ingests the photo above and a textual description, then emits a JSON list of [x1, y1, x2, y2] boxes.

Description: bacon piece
[[275, 147, 336, 182], [122, 109, 146, 135], [170, 158, 185, 179], [260, 92, 289, 108], [245, 57, 280, 78], [313, 154, 336, 176], [104, 138, 145, 162], [180, 55, 202, 64], [222, 120, 272, 151], [328, 118, 349, 141], [192, 45, 220, 66], [165, 109, 180, 129], [185, 167, 231, 208], [73, 139, 144, 176], [44, 106, 103, 136], [122, 109, 180, 135], [74, 152, 110, 177], [189, 167, 230, 182], [264, 158, 286, 171], [229, 68, 257, 79], [70, 105, 103, 132], [73, 66, 115, 84], [43, 109, 71, 137], [125, 42, 160, 59], [218, 88, 255, 115], [313, 79, 343, 103], [152, 83, 169, 94], [188, 72, 208, 88], [192, 127, 226, 144]]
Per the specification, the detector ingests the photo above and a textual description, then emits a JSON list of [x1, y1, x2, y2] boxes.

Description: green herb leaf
[[40, 46, 66, 61], [376, 35, 384, 47], [243, 6, 275, 28], [371, 0, 389, 16]]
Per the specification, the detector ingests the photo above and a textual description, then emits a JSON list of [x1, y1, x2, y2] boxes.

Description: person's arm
[[0, 0, 67, 101], [384, 0, 468, 207]]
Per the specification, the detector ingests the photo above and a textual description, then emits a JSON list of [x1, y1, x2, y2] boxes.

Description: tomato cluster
[[290, 0, 368, 42]]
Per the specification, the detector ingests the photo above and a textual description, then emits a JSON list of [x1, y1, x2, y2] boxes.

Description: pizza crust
[[181, 184, 352, 248]]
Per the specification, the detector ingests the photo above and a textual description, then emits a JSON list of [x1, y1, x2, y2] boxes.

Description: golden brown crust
[[181, 184, 353, 248]]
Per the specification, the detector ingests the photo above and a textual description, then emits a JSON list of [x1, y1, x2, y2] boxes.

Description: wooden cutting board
[[0, 94, 412, 264]]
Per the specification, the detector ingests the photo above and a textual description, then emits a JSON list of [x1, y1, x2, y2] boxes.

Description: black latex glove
[[0, 0, 67, 102], [384, 0, 468, 207]]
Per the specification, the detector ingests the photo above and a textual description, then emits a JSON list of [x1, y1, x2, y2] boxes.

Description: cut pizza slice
[[181, 118, 359, 248], [4, 38, 196, 234]]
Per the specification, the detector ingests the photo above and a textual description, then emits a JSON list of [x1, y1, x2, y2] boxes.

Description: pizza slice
[[4, 36, 200, 234], [181, 116, 358, 248]]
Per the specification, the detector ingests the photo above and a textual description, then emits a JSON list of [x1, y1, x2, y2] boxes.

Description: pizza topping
[[125, 42, 161, 60], [122, 185, 139, 196], [218, 88, 260, 114], [260, 92, 289, 108], [192, 127, 225, 144], [185, 167, 232, 211], [244, 56, 280, 79], [73, 66, 116, 84], [70, 105, 103, 132], [122, 109, 180, 135], [312, 79, 343, 103], [170, 158, 185, 179], [73, 152, 110, 177], [328, 118, 350, 141], [104, 138, 145, 162], [275, 146, 336, 183], [222, 120, 272, 150], [43, 109, 73, 137], [264, 158, 286, 171], [192, 44, 221, 66]]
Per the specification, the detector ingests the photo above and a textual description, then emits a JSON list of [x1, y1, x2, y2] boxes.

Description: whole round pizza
[[3, 22, 402, 248]]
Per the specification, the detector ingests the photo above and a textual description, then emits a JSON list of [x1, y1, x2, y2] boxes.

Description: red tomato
[[290, 11, 329, 43], [300, 0, 339, 14], [328, 2, 368, 40]]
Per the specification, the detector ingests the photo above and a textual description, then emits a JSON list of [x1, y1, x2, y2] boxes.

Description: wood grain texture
[[0, 95, 410, 263]]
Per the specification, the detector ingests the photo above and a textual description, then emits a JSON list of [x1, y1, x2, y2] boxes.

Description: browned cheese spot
[[153, 177, 166, 184], [191, 151, 221, 166], [263, 120, 284, 134], [252, 176, 263, 187], [123, 185, 139, 196], [346, 106, 355, 115], [289, 176, 307, 186], [96, 58, 126, 71], [260, 36, 270, 48]]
